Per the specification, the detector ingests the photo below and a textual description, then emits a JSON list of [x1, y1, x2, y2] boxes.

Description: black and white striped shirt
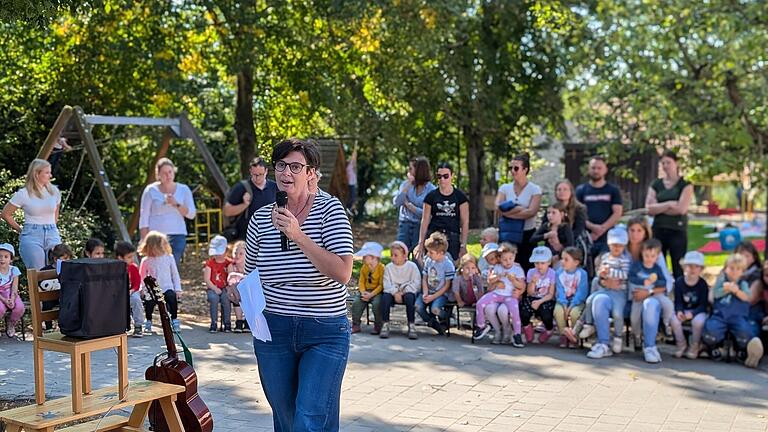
[[245, 193, 353, 317]]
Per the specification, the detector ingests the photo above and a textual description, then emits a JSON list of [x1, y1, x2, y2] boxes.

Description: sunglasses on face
[[508, 165, 522, 172], [435, 173, 451, 180], [274, 160, 310, 174]]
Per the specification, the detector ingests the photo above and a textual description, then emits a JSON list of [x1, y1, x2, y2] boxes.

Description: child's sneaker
[[473, 324, 492, 340], [685, 342, 700, 359], [172, 319, 181, 332], [674, 341, 687, 358], [371, 324, 382, 336], [745, 337, 764, 368], [379, 322, 390, 339], [407, 323, 418, 340], [612, 336, 623, 354], [512, 334, 525, 348], [523, 324, 535, 343], [6, 322, 16, 339], [559, 335, 568, 348], [710, 347, 723, 362], [587, 343, 613, 359], [643, 346, 662, 363], [223, 325, 232, 333], [579, 324, 595, 339], [491, 331, 503, 345], [351, 324, 361, 334], [233, 320, 243, 333], [144, 321, 152, 333], [209, 325, 217, 333], [538, 330, 552, 344], [132, 326, 143, 338]]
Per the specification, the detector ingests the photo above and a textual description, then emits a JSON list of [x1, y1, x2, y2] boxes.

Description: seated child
[[474, 243, 524, 346], [0, 244, 24, 338], [583, 227, 631, 358], [452, 253, 484, 308], [674, 251, 709, 359], [115, 241, 144, 337], [140, 231, 182, 333], [40, 244, 73, 331], [380, 241, 421, 339], [227, 241, 248, 333], [479, 242, 500, 281], [480, 227, 499, 247], [205, 235, 232, 333], [351, 242, 385, 335], [628, 239, 682, 363], [416, 232, 455, 335], [521, 246, 557, 344], [83, 238, 105, 258], [554, 247, 589, 348], [703, 254, 764, 368]]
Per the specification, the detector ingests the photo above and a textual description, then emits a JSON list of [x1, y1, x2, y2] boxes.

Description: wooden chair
[[27, 269, 128, 414]]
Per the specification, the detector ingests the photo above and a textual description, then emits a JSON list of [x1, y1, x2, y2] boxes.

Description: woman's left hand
[[273, 207, 302, 241], [165, 194, 178, 207]]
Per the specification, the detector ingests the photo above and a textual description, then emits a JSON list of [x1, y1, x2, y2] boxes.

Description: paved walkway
[[1, 321, 767, 432]]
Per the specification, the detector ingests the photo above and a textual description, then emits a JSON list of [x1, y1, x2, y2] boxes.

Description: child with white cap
[[0, 243, 24, 338], [478, 242, 499, 282], [520, 246, 557, 344], [204, 235, 232, 332], [351, 241, 385, 334], [674, 251, 709, 359], [380, 241, 421, 339]]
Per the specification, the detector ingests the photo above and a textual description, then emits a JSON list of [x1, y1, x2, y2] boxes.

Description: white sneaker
[[579, 324, 595, 339], [745, 337, 764, 368], [612, 336, 623, 354], [643, 346, 662, 363], [587, 343, 613, 359]]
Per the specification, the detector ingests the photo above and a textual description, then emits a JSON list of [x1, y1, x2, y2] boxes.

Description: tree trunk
[[235, 67, 256, 178], [464, 126, 486, 228]]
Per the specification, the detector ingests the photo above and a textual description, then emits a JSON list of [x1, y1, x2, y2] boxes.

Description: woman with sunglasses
[[495, 153, 542, 271], [414, 162, 469, 262], [244, 138, 354, 432]]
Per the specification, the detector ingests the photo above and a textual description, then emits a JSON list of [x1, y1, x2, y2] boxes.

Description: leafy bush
[[0, 170, 99, 297]]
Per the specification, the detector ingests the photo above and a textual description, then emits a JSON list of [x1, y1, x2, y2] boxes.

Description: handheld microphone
[[276, 191, 289, 251]]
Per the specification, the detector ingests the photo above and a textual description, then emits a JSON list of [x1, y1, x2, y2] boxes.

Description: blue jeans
[[167, 234, 186, 268], [592, 290, 627, 345], [19, 224, 61, 270], [416, 293, 448, 322], [253, 312, 350, 432], [396, 220, 421, 258], [207, 289, 231, 329], [641, 296, 662, 348], [703, 312, 754, 350]]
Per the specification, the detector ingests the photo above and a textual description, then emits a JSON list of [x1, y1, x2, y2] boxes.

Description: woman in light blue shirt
[[393, 156, 435, 257]]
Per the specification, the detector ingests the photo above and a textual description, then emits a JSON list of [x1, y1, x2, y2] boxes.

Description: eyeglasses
[[435, 173, 451, 180], [274, 160, 311, 174], [508, 166, 521, 172]]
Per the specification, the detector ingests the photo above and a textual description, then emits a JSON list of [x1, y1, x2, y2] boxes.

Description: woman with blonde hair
[[139, 158, 196, 267], [1, 159, 62, 269]]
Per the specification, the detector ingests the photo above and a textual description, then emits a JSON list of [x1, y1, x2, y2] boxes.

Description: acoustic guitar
[[143, 276, 214, 432]]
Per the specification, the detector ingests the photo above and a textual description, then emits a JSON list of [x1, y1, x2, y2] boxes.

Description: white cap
[[607, 227, 628, 245], [208, 235, 228, 256], [0, 243, 15, 257], [355, 242, 383, 258], [680, 251, 705, 267], [529, 246, 553, 263], [481, 242, 499, 259]]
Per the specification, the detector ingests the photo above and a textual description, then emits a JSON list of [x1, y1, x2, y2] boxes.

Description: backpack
[[223, 179, 254, 241]]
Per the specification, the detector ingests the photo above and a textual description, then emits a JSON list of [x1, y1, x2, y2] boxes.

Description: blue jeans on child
[[130, 291, 145, 327], [167, 234, 187, 268], [592, 290, 627, 345], [207, 289, 231, 329], [416, 293, 448, 322], [19, 224, 61, 270], [253, 312, 350, 432], [703, 312, 754, 350]]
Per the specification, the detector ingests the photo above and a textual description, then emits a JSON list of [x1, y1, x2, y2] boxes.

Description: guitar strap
[[173, 328, 195, 367]]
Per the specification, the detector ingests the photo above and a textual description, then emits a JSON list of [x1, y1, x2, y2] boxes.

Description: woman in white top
[[2, 159, 62, 270], [495, 153, 542, 271], [139, 158, 196, 267]]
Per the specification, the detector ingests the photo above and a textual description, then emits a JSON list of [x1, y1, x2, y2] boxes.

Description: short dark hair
[[642, 238, 663, 252], [562, 246, 583, 263], [590, 155, 607, 164], [661, 149, 678, 161], [271, 138, 321, 172], [49, 243, 74, 260], [84, 238, 104, 255], [435, 162, 453, 173], [115, 241, 136, 258], [250, 156, 267, 168]]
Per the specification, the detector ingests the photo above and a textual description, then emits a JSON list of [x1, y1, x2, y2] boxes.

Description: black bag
[[58, 258, 130, 339], [223, 179, 254, 241]]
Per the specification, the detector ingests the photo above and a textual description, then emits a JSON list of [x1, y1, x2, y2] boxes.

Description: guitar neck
[[156, 299, 178, 359]]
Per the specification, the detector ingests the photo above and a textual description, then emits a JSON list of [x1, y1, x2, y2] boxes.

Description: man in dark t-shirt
[[224, 157, 278, 240], [575, 156, 623, 256]]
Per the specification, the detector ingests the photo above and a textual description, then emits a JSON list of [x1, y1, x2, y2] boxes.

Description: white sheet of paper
[[237, 268, 272, 342]]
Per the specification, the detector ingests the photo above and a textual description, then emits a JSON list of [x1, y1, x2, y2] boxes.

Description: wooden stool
[[0, 380, 185, 432], [27, 269, 129, 414]]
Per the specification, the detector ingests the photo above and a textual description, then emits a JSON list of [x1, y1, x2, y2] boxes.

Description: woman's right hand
[[676, 311, 686, 322]]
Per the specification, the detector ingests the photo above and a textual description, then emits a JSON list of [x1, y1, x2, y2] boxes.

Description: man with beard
[[575, 156, 623, 257]]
